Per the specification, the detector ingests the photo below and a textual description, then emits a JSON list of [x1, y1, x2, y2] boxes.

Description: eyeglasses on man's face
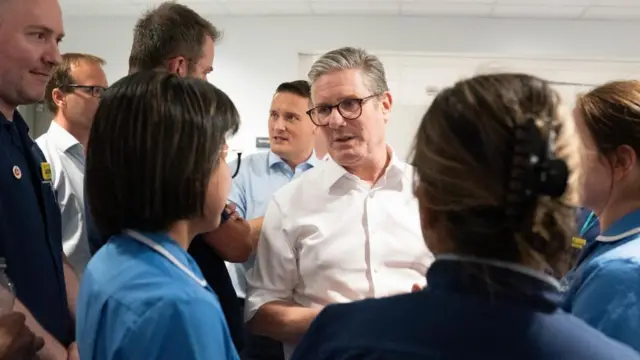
[[65, 84, 107, 98], [306, 94, 380, 126]]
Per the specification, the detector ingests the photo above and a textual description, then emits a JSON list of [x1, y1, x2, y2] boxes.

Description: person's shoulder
[[271, 165, 324, 205], [555, 313, 640, 360], [34, 132, 49, 149], [584, 246, 640, 284], [239, 151, 270, 169], [307, 292, 418, 341], [294, 294, 426, 360]]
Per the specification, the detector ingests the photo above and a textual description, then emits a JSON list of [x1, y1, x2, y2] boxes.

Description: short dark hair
[[128, 1, 221, 73], [86, 70, 240, 238], [275, 80, 311, 99], [45, 53, 106, 113]]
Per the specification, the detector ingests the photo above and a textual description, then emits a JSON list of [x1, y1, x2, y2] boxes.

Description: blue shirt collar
[[267, 150, 318, 169], [597, 208, 640, 243]]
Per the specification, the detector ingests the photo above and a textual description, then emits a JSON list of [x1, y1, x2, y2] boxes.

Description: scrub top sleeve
[[572, 259, 640, 351], [119, 297, 240, 360]]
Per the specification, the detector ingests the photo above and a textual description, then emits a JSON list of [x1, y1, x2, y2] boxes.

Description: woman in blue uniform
[[291, 74, 640, 360], [75, 71, 241, 360], [563, 80, 640, 351]]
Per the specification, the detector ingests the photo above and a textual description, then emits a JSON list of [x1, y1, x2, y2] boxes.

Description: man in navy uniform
[[0, 0, 80, 359]]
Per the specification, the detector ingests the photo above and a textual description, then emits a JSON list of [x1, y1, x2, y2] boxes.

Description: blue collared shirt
[[563, 208, 640, 352], [227, 150, 317, 298], [76, 232, 240, 360]]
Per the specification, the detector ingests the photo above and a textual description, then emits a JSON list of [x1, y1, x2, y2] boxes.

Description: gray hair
[[307, 47, 389, 95]]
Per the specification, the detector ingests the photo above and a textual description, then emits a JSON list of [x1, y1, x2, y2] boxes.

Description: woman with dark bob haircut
[[75, 70, 241, 360], [291, 73, 640, 360]]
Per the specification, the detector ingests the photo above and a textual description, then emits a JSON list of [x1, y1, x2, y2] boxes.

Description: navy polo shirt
[[0, 111, 72, 345], [293, 256, 640, 360]]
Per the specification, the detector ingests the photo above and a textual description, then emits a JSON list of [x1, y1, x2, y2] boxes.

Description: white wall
[[59, 15, 640, 152]]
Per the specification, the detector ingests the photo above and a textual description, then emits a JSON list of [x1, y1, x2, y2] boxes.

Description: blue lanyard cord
[[580, 212, 598, 238]]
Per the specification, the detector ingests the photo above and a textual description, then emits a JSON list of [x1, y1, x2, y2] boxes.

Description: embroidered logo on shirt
[[40, 162, 52, 181]]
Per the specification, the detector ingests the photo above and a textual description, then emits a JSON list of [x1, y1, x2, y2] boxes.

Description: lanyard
[[579, 211, 598, 238], [124, 229, 208, 288]]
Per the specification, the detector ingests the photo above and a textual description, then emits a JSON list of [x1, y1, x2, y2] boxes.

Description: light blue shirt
[[563, 208, 640, 352], [227, 150, 317, 298], [76, 232, 240, 360]]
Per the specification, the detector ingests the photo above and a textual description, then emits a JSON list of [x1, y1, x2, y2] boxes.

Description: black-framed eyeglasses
[[306, 94, 380, 126], [64, 84, 107, 98]]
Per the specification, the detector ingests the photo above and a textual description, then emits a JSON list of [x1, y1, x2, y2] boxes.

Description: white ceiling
[[59, 0, 640, 20]]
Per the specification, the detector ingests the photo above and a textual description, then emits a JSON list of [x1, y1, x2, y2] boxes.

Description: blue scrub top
[[564, 208, 640, 351], [85, 201, 244, 352], [293, 256, 640, 360], [0, 111, 72, 345], [76, 232, 240, 360]]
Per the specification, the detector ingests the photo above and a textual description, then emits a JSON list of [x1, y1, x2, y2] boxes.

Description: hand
[[67, 342, 79, 360], [202, 206, 252, 262], [0, 312, 44, 360]]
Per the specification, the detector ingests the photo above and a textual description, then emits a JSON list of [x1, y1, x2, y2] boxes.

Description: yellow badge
[[41, 162, 52, 181], [571, 237, 586, 249]]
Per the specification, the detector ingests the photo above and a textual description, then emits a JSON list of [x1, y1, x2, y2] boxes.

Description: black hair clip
[[505, 116, 569, 226]]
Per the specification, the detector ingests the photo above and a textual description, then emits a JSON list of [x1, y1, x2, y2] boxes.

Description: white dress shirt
[[36, 121, 90, 276], [245, 151, 434, 359]]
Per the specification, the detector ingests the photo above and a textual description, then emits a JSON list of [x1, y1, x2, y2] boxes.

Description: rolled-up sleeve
[[244, 198, 298, 321]]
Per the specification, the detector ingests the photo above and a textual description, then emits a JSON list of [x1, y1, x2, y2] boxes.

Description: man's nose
[[327, 109, 346, 129], [273, 117, 286, 131], [44, 41, 62, 67]]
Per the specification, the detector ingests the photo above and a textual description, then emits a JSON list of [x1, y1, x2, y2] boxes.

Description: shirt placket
[[365, 176, 387, 298]]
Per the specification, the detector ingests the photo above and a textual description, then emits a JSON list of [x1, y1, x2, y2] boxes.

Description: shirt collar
[[322, 146, 409, 189], [0, 110, 30, 132], [426, 255, 563, 310], [268, 150, 318, 169], [596, 208, 640, 243], [47, 121, 81, 153]]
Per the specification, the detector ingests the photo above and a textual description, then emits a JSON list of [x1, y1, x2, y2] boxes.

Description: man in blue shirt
[[84, 2, 251, 352], [227, 80, 318, 360], [0, 0, 81, 359]]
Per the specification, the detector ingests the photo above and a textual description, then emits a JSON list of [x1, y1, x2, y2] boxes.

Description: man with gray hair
[[244, 47, 433, 358]]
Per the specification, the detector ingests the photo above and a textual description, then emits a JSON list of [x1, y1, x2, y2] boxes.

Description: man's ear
[[381, 91, 392, 123], [52, 88, 65, 110], [166, 56, 189, 78]]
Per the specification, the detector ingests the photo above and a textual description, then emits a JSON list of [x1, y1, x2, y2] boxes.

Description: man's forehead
[[3, 0, 64, 34]]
